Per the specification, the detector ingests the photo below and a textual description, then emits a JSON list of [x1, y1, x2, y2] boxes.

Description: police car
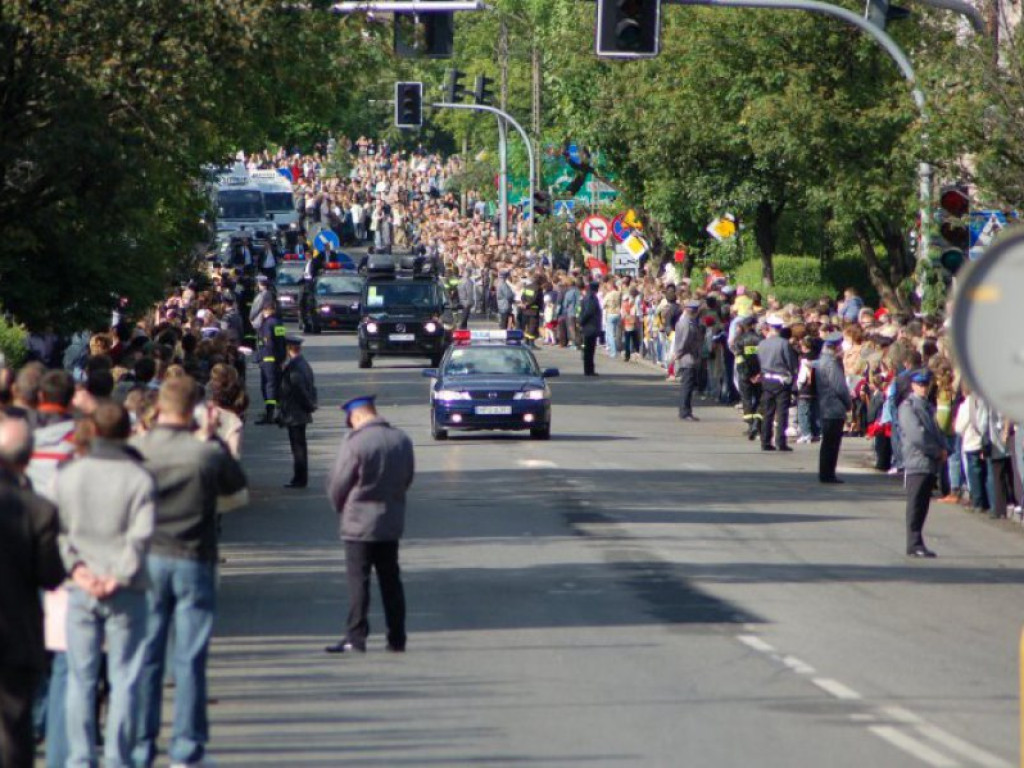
[[422, 330, 559, 441]]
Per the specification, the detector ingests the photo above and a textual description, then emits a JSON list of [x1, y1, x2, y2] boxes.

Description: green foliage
[[822, 254, 880, 307], [0, 316, 28, 369], [733, 257, 834, 306]]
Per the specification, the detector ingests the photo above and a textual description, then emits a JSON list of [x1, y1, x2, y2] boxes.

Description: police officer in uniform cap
[[815, 331, 852, 483], [325, 395, 415, 654], [731, 314, 763, 439], [672, 300, 705, 421], [255, 297, 286, 425], [279, 334, 317, 488], [757, 314, 799, 451]]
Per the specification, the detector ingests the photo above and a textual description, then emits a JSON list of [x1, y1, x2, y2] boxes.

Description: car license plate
[[389, 333, 415, 341], [475, 405, 512, 415]]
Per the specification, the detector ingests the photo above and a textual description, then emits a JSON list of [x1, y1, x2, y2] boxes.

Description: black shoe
[[584, 372, 599, 377], [819, 477, 845, 484], [762, 445, 776, 452], [324, 640, 366, 654], [907, 547, 937, 558], [385, 644, 406, 653], [748, 430, 759, 441], [284, 481, 307, 489], [778, 446, 794, 452]]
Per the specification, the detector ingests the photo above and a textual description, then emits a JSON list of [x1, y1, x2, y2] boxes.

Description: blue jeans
[[66, 586, 148, 768], [797, 398, 821, 439], [134, 555, 216, 767], [45, 651, 69, 768], [965, 450, 989, 509], [945, 434, 962, 493], [605, 315, 621, 357]]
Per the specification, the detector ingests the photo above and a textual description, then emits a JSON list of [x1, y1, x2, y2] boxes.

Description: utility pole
[[498, 19, 509, 111]]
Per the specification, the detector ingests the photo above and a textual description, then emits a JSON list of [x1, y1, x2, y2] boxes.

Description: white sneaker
[[785, 426, 798, 438], [795, 435, 811, 444]]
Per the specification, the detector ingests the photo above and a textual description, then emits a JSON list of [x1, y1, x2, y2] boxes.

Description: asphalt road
[[202, 327, 1024, 768]]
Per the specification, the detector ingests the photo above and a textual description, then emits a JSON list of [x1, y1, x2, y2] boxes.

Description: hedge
[[732, 257, 836, 307], [0, 315, 27, 369]]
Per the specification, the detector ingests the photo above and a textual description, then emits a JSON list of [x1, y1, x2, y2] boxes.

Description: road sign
[[276, 167, 294, 183], [554, 199, 576, 220], [707, 215, 738, 241], [580, 215, 611, 246], [622, 233, 648, 258], [613, 243, 641, 274], [314, 229, 340, 253], [611, 214, 630, 242]]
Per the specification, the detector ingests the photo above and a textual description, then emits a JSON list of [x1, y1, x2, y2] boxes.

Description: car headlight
[[514, 389, 548, 400], [365, 321, 379, 334], [279, 295, 294, 303], [424, 321, 438, 333], [435, 390, 470, 401], [320, 305, 331, 314]]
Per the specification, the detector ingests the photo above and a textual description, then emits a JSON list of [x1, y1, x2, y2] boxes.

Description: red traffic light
[[939, 185, 969, 217]]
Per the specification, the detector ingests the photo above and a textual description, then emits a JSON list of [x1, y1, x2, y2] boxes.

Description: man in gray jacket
[[897, 369, 947, 557], [672, 301, 705, 421], [815, 332, 852, 483], [325, 395, 415, 654]]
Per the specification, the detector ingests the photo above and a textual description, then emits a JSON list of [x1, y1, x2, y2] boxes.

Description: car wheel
[[431, 414, 448, 441], [358, 350, 372, 369], [530, 425, 551, 440]]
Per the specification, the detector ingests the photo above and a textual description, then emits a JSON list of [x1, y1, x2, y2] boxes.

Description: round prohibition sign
[[580, 215, 611, 246]]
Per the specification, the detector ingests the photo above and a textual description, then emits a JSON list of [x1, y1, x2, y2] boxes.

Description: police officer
[[325, 396, 415, 654], [816, 331, 852, 483], [255, 298, 286, 425], [898, 369, 946, 557], [300, 249, 326, 331], [671, 300, 705, 421], [279, 335, 317, 488], [731, 314, 763, 439], [578, 281, 602, 376], [520, 274, 542, 347], [757, 315, 799, 451]]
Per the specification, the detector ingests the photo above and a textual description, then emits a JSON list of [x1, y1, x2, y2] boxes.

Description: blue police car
[[423, 330, 559, 440]]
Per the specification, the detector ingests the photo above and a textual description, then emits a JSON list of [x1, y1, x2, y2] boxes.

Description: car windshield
[[442, 347, 539, 377], [217, 190, 264, 220], [364, 281, 442, 309], [276, 268, 304, 287], [317, 275, 364, 296]]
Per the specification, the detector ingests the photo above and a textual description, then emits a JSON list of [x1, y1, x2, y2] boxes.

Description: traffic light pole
[[498, 117, 509, 240], [667, 0, 931, 261], [432, 102, 535, 241]]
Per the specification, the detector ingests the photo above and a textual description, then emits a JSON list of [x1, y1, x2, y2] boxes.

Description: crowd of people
[[1, 136, 1019, 764]]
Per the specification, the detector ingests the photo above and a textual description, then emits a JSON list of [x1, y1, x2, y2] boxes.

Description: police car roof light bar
[[453, 329, 472, 344]]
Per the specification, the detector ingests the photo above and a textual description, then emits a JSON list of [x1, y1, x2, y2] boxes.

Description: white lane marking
[[517, 459, 558, 468], [736, 634, 776, 654], [881, 705, 924, 724], [868, 726, 960, 768], [913, 724, 1013, 768], [811, 677, 862, 701], [780, 655, 816, 675]]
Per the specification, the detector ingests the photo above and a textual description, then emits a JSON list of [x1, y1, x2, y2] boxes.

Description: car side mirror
[[542, 368, 560, 378], [421, 368, 438, 379]]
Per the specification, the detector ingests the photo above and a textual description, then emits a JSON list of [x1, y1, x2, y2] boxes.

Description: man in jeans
[[56, 401, 155, 768], [132, 377, 247, 768]]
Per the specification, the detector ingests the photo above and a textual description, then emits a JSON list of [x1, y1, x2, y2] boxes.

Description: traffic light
[[864, 0, 911, 29], [596, 0, 662, 59], [936, 184, 970, 275], [393, 12, 454, 59], [443, 68, 466, 103], [533, 191, 551, 218], [473, 75, 494, 105], [394, 82, 423, 129]]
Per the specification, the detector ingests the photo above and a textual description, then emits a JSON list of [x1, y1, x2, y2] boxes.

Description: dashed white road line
[[780, 655, 816, 675], [811, 677, 863, 701], [912, 724, 1013, 768], [736, 634, 776, 654], [868, 726, 960, 768]]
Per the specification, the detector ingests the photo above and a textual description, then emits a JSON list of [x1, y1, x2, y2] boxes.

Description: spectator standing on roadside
[[496, 271, 515, 331], [25, 369, 77, 499], [279, 335, 318, 489], [561, 277, 582, 349], [0, 415, 65, 768], [816, 332, 852, 483], [579, 281, 602, 377], [56, 402, 155, 768], [898, 369, 947, 557], [603, 279, 622, 358], [131, 377, 248, 768], [325, 396, 415, 655]]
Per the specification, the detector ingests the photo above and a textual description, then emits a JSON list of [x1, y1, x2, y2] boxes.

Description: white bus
[[250, 169, 298, 230]]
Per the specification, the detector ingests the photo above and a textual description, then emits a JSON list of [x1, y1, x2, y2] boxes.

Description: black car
[[357, 259, 449, 369], [423, 330, 558, 440], [275, 263, 306, 321], [307, 271, 365, 333]]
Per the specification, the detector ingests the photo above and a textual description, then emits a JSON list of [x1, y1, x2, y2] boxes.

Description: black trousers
[[287, 424, 308, 485], [678, 367, 696, 417], [819, 418, 844, 480], [0, 665, 37, 768], [344, 540, 406, 650], [988, 456, 1014, 518], [582, 335, 597, 375], [905, 472, 935, 551], [458, 305, 471, 330], [760, 380, 791, 449], [524, 311, 540, 342]]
